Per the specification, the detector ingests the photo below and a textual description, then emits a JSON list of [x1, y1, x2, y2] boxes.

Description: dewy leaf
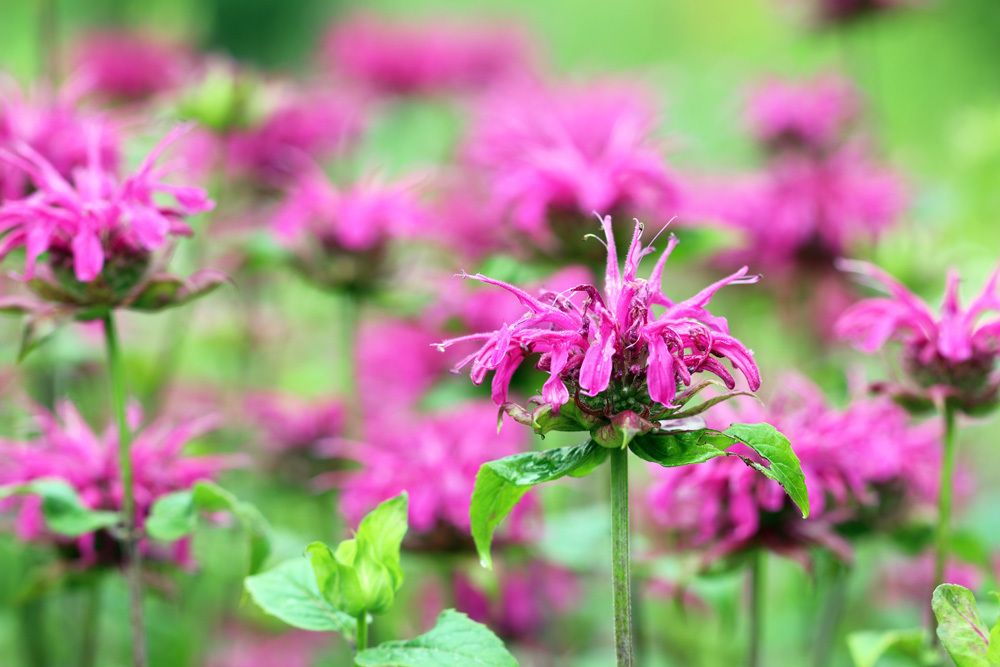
[[722, 423, 810, 519], [145, 481, 271, 573], [0, 479, 120, 537], [244, 558, 355, 636], [354, 609, 518, 667], [470, 441, 606, 570], [846, 628, 928, 667], [932, 584, 992, 666]]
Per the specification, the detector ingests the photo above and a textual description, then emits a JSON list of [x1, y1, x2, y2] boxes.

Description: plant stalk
[[610, 447, 634, 667], [931, 400, 958, 639], [748, 550, 765, 667], [102, 313, 147, 667], [355, 615, 369, 663], [79, 581, 102, 667]]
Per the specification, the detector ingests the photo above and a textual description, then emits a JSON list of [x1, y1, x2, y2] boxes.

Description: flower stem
[[812, 561, 848, 667], [102, 313, 147, 667], [355, 615, 369, 663], [931, 400, 958, 638], [79, 581, 102, 667], [18, 596, 48, 667], [748, 550, 765, 667], [610, 447, 634, 667]]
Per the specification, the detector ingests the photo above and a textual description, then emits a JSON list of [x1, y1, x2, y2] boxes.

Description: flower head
[[464, 82, 682, 248], [836, 261, 1000, 412], [73, 30, 193, 102], [244, 392, 343, 454], [439, 216, 760, 421], [746, 75, 859, 153], [0, 401, 228, 568], [338, 401, 535, 551], [322, 13, 527, 96]]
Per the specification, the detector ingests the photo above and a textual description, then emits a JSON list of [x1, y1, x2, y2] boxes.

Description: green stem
[[18, 597, 48, 667], [748, 550, 765, 667], [610, 447, 634, 667], [79, 581, 102, 667], [102, 313, 147, 667], [355, 615, 369, 663], [931, 401, 958, 639], [812, 562, 848, 667]]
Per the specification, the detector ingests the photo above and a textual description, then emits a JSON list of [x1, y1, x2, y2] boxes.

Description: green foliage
[[932, 584, 1000, 666], [354, 609, 518, 667], [0, 479, 120, 537], [146, 480, 271, 573], [847, 628, 930, 667], [244, 557, 355, 635], [470, 442, 608, 569]]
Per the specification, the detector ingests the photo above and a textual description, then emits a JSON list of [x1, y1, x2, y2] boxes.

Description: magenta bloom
[[746, 75, 859, 152], [338, 401, 536, 550], [206, 626, 327, 667], [0, 124, 212, 284], [244, 392, 343, 454], [74, 31, 192, 102], [226, 90, 366, 186], [464, 82, 682, 245], [322, 13, 527, 96], [438, 216, 760, 415], [837, 262, 1000, 409], [0, 401, 228, 567], [645, 378, 941, 565]]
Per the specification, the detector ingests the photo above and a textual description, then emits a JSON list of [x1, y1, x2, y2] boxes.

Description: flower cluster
[[644, 377, 941, 566], [73, 30, 193, 103], [0, 401, 229, 567], [746, 75, 859, 154], [837, 261, 1000, 413], [244, 391, 344, 455], [439, 217, 760, 422]]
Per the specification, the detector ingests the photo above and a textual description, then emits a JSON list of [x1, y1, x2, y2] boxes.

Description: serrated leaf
[[355, 609, 518, 667], [722, 423, 810, 519], [847, 628, 928, 667], [245, 558, 355, 635], [470, 442, 606, 569], [0, 479, 120, 537], [932, 584, 992, 666]]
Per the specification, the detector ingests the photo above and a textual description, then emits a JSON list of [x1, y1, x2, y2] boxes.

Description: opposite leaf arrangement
[[245, 493, 519, 667]]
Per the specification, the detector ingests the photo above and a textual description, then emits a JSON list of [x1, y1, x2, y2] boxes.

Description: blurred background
[[0, 0, 999, 665]]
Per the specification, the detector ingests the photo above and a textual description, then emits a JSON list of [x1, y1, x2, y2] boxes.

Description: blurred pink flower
[[338, 401, 536, 549], [73, 30, 193, 102], [0, 401, 229, 568], [0, 80, 119, 200], [464, 81, 682, 245], [322, 13, 528, 96], [746, 75, 859, 153], [452, 560, 580, 642], [837, 262, 1000, 408], [225, 90, 366, 186], [879, 554, 984, 609], [0, 124, 212, 283], [244, 392, 343, 454], [205, 625, 327, 667], [438, 216, 760, 413], [645, 377, 942, 566]]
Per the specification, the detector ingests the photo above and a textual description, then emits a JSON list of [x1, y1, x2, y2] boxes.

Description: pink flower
[[438, 216, 760, 415], [338, 401, 536, 549], [205, 625, 327, 667], [746, 75, 859, 153], [322, 13, 528, 96], [0, 124, 212, 283], [244, 392, 343, 454], [879, 554, 984, 610], [836, 261, 1000, 409], [225, 90, 366, 186], [73, 30, 193, 102], [464, 82, 682, 245], [644, 377, 941, 565], [0, 401, 229, 568]]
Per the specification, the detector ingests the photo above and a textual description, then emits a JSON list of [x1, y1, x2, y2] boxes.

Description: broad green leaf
[[355, 609, 518, 667], [470, 442, 606, 569], [722, 423, 810, 519], [0, 479, 119, 537], [847, 628, 928, 667], [245, 558, 355, 635], [629, 429, 728, 467], [932, 584, 992, 666], [354, 493, 408, 592], [146, 481, 271, 573]]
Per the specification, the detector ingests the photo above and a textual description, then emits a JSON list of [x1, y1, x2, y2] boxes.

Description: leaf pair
[[469, 422, 809, 570]]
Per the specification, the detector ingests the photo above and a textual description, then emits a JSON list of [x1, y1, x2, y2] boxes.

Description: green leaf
[[244, 558, 355, 635], [145, 481, 271, 573], [470, 442, 606, 569], [355, 609, 518, 667], [0, 479, 120, 537], [354, 492, 408, 592], [932, 584, 992, 666], [847, 628, 928, 667], [128, 271, 227, 312], [722, 423, 810, 519], [629, 429, 728, 467]]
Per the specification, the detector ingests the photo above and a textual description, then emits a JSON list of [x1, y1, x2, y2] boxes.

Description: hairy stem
[[102, 313, 147, 667], [748, 550, 765, 667], [610, 447, 634, 667], [931, 401, 958, 639]]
